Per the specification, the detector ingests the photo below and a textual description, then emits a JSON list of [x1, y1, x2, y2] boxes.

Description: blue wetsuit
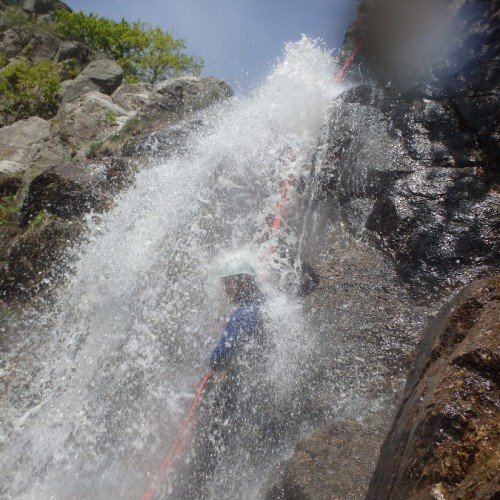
[[209, 301, 261, 371]]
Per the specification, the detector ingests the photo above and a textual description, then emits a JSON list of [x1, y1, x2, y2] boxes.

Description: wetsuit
[[172, 300, 262, 498], [209, 300, 261, 371]]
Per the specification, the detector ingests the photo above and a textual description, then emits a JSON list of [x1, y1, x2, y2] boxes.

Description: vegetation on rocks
[[0, 5, 56, 38], [54, 10, 203, 83], [0, 57, 60, 124], [0, 4, 204, 125], [86, 116, 145, 158], [0, 193, 19, 226]]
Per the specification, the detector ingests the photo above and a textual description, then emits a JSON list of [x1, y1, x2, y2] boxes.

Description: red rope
[[141, 368, 213, 500], [336, 41, 364, 82]]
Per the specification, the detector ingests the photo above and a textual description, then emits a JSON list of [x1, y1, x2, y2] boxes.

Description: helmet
[[216, 251, 257, 278]]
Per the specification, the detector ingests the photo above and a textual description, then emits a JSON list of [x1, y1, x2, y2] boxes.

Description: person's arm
[[209, 303, 259, 371]]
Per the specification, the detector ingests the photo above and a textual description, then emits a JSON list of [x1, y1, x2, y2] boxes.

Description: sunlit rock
[[54, 91, 134, 157], [0, 118, 70, 186], [367, 276, 500, 499], [60, 58, 124, 104]]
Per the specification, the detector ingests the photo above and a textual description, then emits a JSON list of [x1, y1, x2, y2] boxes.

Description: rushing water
[[1, 37, 427, 499]]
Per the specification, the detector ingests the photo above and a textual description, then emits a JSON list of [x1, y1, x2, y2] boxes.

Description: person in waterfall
[[208, 253, 263, 374], [175, 253, 264, 499]]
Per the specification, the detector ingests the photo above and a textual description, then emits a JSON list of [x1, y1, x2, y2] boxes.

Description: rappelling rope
[[141, 368, 213, 500], [141, 42, 363, 500], [336, 40, 364, 82], [262, 41, 363, 265]]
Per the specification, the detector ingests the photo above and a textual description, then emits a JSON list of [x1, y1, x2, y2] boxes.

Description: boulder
[[0, 156, 136, 302], [54, 91, 134, 156], [121, 77, 232, 154], [0, 160, 25, 176], [111, 82, 155, 112], [266, 420, 384, 500], [28, 135, 70, 179], [0, 116, 69, 181], [55, 40, 94, 76], [0, 116, 51, 169], [60, 58, 124, 104], [19, 163, 114, 226], [0, 214, 82, 303], [148, 76, 232, 116], [0, 28, 24, 59], [367, 276, 500, 499], [22, 0, 71, 15], [23, 31, 60, 61]]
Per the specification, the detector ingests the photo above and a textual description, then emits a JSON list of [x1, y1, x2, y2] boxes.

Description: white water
[[1, 38, 350, 499]]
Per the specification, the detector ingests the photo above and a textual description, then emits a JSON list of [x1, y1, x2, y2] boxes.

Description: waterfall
[[1, 37, 342, 499], [1, 35, 430, 499]]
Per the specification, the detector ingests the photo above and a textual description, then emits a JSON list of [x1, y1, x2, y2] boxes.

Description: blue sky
[[65, 0, 357, 94]]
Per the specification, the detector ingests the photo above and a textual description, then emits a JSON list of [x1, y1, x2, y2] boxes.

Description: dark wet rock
[[266, 419, 384, 500], [0, 174, 21, 196], [0, 157, 137, 302], [0, 215, 82, 303], [19, 159, 136, 227], [320, 81, 500, 296], [367, 276, 500, 500], [60, 58, 124, 104], [19, 164, 111, 227]]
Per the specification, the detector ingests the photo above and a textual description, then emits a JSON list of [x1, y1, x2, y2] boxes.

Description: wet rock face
[[1, 158, 137, 302], [322, 84, 499, 296], [19, 165, 111, 227], [326, 0, 500, 295], [367, 276, 500, 499], [266, 420, 384, 500], [0, 216, 82, 303], [20, 158, 137, 226]]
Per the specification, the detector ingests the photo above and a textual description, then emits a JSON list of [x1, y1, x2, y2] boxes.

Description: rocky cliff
[[273, 1, 499, 498], [367, 276, 499, 499], [0, 1, 232, 304]]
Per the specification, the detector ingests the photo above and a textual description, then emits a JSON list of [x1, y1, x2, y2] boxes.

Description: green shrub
[[0, 58, 61, 124], [105, 111, 118, 126], [55, 10, 203, 83], [0, 6, 56, 39], [22, 209, 51, 236], [0, 6, 31, 32], [0, 194, 20, 227]]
